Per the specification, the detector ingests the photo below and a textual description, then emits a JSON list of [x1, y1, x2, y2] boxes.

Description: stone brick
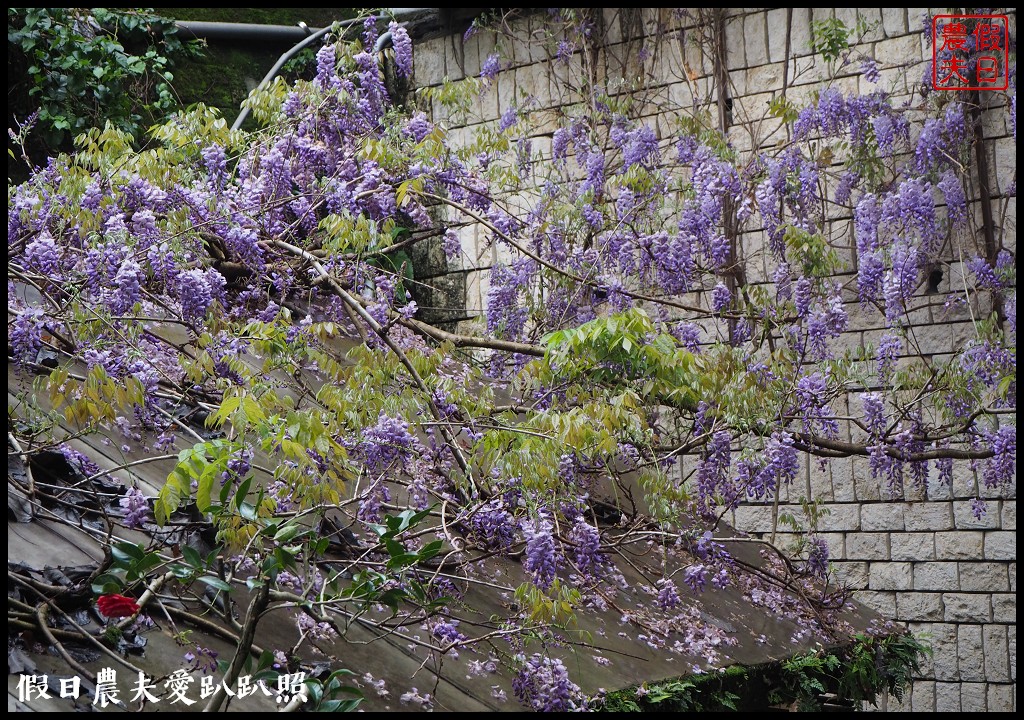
[[957, 625, 985, 682], [896, 592, 943, 621], [819, 532, 845, 558], [960, 682, 988, 712], [733, 505, 774, 534], [984, 531, 1016, 560], [926, 476, 952, 500], [902, 478, 927, 502], [1010, 562, 1016, 593], [875, 691, 909, 712], [911, 322, 954, 353], [507, 25, 530, 66], [935, 531, 984, 560], [789, 8, 812, 56], [913, 562, 959, 591], [959, 562, 1009, 592], [987, 683, 1014, 713], [822, 504, 860, 531], [476, 78, 499, 121], [829, 456, 856, 501], [765, 9, 788, 63], [891, 532, 935, 561], [869, 562, 913, 590], [602, 8, 624, 44], [414, 37, 447, 87], [923, 623, 959, 681], [991, 593, 1015, 623], [854, 590, 896, 617], [515, 63, 549, 107], [983, 624, 1010, 682], [743, 11, 768, 66], [857, 8, 885, 42], [810, 8, 833, 25], [1010, 625, 1016, 681], [954, 500, 1001, 529], [846, 532, 890, 560], [951, 465, 979, 500], [854, 461, 882, 501], [979, 476, 1015, 500], [942, 593, 991, 622], [773, 533, 802, 556], [904, 502, 954, 531], [935, 682, 961, 712], [881, 8, 907, 38], [874, 34, 923, 66], [724, 15, 745, 69], [832, 561, 868, 590], [910, 679, 935, 712], [808, 467, 834, 502], [861, 503, 904, 531], [1001, 500, 1016, 530], [727, 69, 746, 98]]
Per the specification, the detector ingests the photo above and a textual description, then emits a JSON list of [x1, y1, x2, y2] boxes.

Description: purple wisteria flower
[[522, 511, 560, 590], [795, 372, 839, 439], [970, 497, 988, 520], [23, 232, 61, 275], [861, 57, 881, 84], [883, 242, 919, 325], [711, 282, 730, 313], [481, 53, 501, 81], [469, 498, 518, 551], [804, 535, 829, 578], [743, 431, 799, 499], [568, 518, 606, 580], [937, 170, 967, 226], [656, 578, 682, 609], [389, 21, 413, 78], [876, 333, 901, 381], [982, 426, 1016, 490], [119, 486, 148, 528], [695, 431, 738, 518], [862, 393, 886, 437], [512, 654, 586, 712], [361, 413, 417, 472]]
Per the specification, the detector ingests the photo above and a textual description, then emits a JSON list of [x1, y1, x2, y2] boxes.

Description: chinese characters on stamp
[[16, 670, 309, 707], [932, 14, 1010, 91]]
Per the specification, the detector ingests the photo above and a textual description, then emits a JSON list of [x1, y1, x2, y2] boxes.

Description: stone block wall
[[406, 7, 1016, 711]]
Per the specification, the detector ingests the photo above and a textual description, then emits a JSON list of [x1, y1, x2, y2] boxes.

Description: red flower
[[97, 594, 141, 618]]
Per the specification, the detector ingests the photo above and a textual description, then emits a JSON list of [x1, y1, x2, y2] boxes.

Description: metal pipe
[[230, 24, 338, 131], [375, 31, 394, 53], [176, 20, 318, 43], [227, 8, 435, 131]]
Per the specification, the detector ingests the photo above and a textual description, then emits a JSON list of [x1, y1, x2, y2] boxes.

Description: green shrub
[[8, 7, 202, 150]]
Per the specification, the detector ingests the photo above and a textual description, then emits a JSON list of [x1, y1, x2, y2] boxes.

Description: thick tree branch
[[795, 432, 995, 461]]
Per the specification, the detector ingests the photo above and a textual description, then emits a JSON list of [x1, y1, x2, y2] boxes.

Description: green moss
[[598, 631, 930, 713], [154, 8, 357, 126], [169, 43, 269, 126], [155, 8, 352, 28]]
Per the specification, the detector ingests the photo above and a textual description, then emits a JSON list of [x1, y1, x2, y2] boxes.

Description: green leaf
[[418, 539, 444, 561], [386, 553, 421, 569], [113, 541, 146, 562], [182, 546, 202, 568], [273, 523, 307, 543], [199, 576, 233, 592], [195, 466, 215, 513], [92, 573, 124, 595]]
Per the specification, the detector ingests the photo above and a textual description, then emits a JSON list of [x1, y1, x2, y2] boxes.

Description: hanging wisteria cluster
[[6, 7, 1015, 712]]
